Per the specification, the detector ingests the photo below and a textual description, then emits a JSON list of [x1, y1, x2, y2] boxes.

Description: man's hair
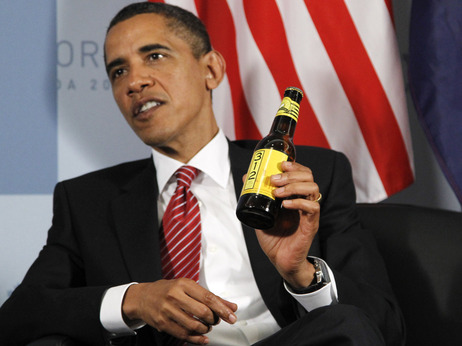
[[107, 2, 212, 59]]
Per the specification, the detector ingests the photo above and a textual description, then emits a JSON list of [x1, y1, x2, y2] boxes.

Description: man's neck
[[153, 126, 219, 163]]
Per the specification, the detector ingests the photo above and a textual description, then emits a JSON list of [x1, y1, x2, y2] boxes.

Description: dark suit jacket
[[0, 141, 404, 345]]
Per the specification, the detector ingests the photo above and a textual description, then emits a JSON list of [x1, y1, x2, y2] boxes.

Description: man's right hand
[[122, 279, 238, 345]]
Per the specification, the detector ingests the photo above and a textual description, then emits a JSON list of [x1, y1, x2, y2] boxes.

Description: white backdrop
[[0, 0, 57, 306], [0, 0, 149, 305], [58, 0, 150, 181]]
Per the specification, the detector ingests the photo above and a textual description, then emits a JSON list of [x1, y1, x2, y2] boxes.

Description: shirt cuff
[[100, 282, 146, 335], [284, 257, 338, 312]]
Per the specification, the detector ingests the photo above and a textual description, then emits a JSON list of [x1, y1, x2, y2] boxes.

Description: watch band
[[291, 257, 326, 294]]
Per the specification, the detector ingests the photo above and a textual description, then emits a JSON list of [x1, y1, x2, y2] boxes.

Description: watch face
[[300, 257, 329, 294]]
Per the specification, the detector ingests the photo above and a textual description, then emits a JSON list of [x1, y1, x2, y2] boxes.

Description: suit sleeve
[[311, 150, 405, 346], [0, 183, 109, 345]]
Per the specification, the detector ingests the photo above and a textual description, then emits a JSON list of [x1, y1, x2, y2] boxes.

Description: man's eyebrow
[[139, 43, 171, 54], [105, 44, 171, 75], [106, 57, 125, 75]]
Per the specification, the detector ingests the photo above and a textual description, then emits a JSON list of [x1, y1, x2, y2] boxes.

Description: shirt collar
[[152, 129, 230, 193]]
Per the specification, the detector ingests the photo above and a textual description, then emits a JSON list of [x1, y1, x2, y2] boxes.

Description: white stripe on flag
[[226, 0, 281, 135], [345, 0, 414, 168]]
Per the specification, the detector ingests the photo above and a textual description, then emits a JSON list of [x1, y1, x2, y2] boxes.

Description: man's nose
[[127, 67, 153, 95]]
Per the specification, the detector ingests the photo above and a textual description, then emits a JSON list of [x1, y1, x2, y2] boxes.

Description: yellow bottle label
[[240, 148, 288, 200], [276, 96, 300, 122]]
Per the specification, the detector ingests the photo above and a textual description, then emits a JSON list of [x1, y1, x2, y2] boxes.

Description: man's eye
[[112, 68, 125, 80], [149, 53, 164, 60]]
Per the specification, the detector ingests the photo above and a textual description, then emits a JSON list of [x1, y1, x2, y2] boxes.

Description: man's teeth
[[140, 101, 160, 113]]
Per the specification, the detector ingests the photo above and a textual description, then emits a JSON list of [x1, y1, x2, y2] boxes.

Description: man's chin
[[135, 130, 165, 148], [139, 136, 172, 152]]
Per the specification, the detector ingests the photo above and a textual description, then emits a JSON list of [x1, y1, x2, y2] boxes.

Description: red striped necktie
[[160, 165, 201, 282]]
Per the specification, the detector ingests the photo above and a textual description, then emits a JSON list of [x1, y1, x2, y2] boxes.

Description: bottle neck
[[271, 115, 297, 139]]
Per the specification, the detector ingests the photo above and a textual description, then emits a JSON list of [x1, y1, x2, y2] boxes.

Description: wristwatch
[[292, 257, 326, 294]]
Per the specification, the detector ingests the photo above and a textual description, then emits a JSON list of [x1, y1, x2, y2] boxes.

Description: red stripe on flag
[[195, 0, 261, 140], [243, 0, 330, 148], [384, 0, 393, 22], [305, 0, 413, 195]]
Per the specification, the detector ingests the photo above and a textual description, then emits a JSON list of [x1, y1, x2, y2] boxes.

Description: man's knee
[[305, 304, 385, 345], [254, 304, 385, 346], [314, 304, 376, 327]]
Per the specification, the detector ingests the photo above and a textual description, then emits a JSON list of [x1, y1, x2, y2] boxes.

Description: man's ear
[[203, 50, 226, 90]]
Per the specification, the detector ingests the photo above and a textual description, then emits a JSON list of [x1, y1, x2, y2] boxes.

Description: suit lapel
[[229, 141, 298, 327], [111, 158, 163, 283]]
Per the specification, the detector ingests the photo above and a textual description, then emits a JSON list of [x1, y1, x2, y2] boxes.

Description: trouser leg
[[253, 304, 385, 346]]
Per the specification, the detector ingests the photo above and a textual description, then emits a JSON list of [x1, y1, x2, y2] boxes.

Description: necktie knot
[[175, 165, 199, 189]]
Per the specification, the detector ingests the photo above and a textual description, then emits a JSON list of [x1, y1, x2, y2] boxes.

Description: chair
[[357, 203, 462, 346]]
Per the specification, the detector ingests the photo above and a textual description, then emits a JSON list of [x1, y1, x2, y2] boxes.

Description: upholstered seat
[[357, 203, 462, 346]]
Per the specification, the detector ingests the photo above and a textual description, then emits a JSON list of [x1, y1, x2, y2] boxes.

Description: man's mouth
[[140, 101, 160, 113], [134, 100, 162, 117]]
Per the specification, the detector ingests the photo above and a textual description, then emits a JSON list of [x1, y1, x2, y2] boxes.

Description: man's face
[[105, 13, 216, 157]]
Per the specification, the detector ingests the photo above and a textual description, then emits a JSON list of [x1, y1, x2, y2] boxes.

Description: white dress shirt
[[100, 130, 338, 344]]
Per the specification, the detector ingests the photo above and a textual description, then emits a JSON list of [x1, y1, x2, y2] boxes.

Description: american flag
[[150, 0, 414, 203]]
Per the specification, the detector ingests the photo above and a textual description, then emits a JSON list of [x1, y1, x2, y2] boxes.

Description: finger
[[168, 286, 218, 329], [174, 315, 212, 340], [219, 297, 238, 312], [282, 197, 321, 212], [162, 317, 210, 345], [175, 305, 213, 334], [197, 293, 237, 325], [186, 334, 210, 345], [207, 297, 238, 325], [273, 181, 319, 200], [271, 166, 314, 188], [281, 161, 312, 173], [209, 297, 237, 325], [179, 281, 237, 326], [152, 293, 211, 338], [186, 335, 210, 345]]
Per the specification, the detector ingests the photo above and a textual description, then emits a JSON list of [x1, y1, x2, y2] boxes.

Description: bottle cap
[[284, 87, 303, 104]]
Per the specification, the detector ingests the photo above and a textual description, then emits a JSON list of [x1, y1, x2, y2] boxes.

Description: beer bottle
[[236, 87, 303, 229]]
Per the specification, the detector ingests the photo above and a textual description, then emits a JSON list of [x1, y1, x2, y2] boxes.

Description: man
[[0, 2, 404, 345]]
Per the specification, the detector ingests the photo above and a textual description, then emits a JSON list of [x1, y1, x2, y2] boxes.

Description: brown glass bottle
[[236, 87, 303, 229]]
